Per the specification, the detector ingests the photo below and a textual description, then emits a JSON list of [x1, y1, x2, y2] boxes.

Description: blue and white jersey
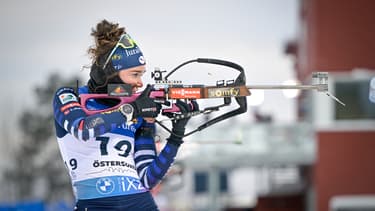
[[53, 86, 179, 201]]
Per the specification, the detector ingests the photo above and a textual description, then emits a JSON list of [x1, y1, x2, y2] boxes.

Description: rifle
[[80, 58, 344, 137]]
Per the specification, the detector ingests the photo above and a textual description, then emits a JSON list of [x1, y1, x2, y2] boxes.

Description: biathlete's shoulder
[[54, 87, 79, 105], [54, 86, 88, 96], [55, 87, 76, 95]]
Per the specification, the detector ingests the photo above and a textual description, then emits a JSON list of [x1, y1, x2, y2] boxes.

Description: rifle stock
[[80, 85, 250, 115]]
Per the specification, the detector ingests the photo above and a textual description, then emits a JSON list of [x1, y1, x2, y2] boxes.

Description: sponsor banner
[[207, 87, 241, 98], [169, 88, 202, 99]]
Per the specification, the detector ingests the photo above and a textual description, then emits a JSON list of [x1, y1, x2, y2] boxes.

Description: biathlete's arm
[[53, 87, 127, 141], [134, 122, 180, 190]]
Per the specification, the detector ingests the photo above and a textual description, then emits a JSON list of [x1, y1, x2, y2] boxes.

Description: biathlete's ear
[[139, 84, 152, 98]]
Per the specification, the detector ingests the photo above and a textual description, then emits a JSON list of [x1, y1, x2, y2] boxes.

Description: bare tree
[[4, 72, 82, 202]]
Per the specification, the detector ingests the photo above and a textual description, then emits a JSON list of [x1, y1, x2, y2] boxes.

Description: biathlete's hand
[[164, 100, 199, 146], [120, 85, 161, 121], [132, 84, 161, 118]]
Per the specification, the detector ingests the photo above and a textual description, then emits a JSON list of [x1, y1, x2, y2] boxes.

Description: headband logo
[[111, 54, 122, 61], [139, 56, 145, 64]]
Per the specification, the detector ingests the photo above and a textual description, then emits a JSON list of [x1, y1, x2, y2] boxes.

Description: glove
[[135, 121, 156, 139], [130, 84, 161, 119], [165, 100, 199, 146]]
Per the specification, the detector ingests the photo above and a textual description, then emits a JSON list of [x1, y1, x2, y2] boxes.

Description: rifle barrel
[[246, 85, 318, 90]]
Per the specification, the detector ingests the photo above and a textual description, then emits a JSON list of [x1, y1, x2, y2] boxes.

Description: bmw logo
[[96, 178, 115, 194]]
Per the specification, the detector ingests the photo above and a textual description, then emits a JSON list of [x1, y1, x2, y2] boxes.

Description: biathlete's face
[[118, 65, 146, 93]]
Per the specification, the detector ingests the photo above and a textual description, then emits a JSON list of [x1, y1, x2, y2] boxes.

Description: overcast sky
[[0, 0, 299, 124]]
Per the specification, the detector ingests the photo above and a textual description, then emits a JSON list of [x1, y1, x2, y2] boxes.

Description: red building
[[287, 0, 375, 210]]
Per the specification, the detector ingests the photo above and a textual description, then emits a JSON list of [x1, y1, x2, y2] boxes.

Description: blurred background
[[0, 0, 374, 210]]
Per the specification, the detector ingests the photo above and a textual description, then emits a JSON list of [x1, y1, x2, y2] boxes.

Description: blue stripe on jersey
[[151, 162, 162, 175], [134, 144, 155, 151], [155, 154, 168, 169], [74, 175, 147, 200], [158, 153, 167, 165], [135, 138, 155, 145], [146, 170, 158, 187]]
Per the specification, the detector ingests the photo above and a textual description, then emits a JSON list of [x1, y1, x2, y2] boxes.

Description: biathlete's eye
[[132, 72, 143, 78], [132, 71, 146, 78]]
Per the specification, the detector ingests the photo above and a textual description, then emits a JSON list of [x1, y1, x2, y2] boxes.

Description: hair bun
[[88, 19, 126, 64]]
